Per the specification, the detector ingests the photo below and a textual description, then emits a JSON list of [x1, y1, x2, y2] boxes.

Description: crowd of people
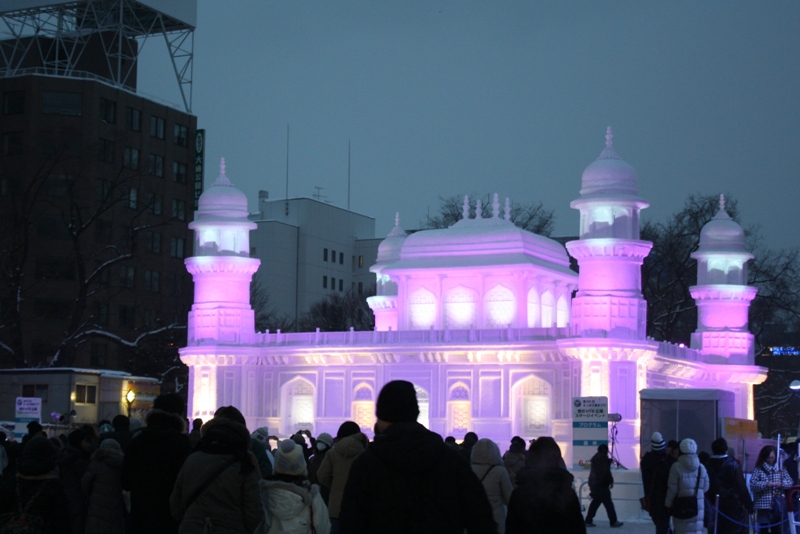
[[1, 382, 798, 533]]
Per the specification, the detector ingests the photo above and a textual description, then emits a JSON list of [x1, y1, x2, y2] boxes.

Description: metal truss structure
[[0, 1, 195, 112]]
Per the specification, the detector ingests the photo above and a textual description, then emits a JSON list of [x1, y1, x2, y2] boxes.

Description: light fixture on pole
[[125, 389, 136, 416], [790, 380, 800, 390]]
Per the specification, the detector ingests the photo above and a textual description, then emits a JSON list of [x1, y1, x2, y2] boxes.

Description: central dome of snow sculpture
[[698, 195, 747, 252], [195, 158, 249, 220], [579, 127, 641, 199]]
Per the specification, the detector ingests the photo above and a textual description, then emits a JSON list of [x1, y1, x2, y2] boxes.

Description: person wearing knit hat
[[339, 381, 495, 532], [262, 440, 331, 533], [318, 423, 369, 529], [665, 437, 709, 533], [640, 431, 674, 534], [335, 421, 361, 442]]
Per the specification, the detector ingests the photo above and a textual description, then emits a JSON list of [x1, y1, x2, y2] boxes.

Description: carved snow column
[[368, 213, 407, 331], [690, 195, 757, 364]]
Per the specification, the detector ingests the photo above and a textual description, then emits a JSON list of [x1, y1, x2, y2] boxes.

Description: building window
[[358, 255, 364, 268], [94, 303, 108, 327], [126, 107, 141, 131], [21, 384, 48, 402], [171, 199, 186, 221], [150, 116, 165, 139], [323, 248, 328, 262], [124, 187, 138, 209], [35, 259, 74, 280], [99, 138, 114, 163], [174, 124, 188, 147], [149, 154, 164, 177], [75, 384, 97, 404], [118, 305, 135, 328], [123, 147, 139, 170], [145, 231, 161, 253], [2, 132, 22, 156], [339, 279, 343, 291], [119, 266, 135, 288], [331, 278, 336, 291], [90, 344, 107, 367], [173, 161, 187, 183], [358, 282, 363, 294], [332, 250, 336, 262], [170, 237, 186, 258], [3, 90, 24, 115], [42, 91, 82, 115], [147, 193, 162, 216], [145, 270, 160, 292], [323, 276, 327, 289], [99, 98, 116, 123], [339, 252, 344, 265]]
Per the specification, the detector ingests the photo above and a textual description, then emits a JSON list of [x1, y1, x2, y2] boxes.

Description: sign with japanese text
[[572, 396, 608, 469], [14, 397, 41, 440]]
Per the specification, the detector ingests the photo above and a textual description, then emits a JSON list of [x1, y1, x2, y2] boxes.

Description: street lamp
[[790, 380, 800, 390], [125, 389, 136, 416]]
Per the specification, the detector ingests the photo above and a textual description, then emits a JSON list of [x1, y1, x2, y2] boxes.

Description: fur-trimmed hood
[[90, 446, 124, 467], [261, 479, 319, 520]]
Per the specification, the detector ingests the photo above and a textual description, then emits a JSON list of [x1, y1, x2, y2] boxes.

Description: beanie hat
[[275, 439, 307, 476], [651, 432, 666, 451], [152, 393, 185, 416], [291, 433, 306, 446], [100, 438, 121, 451], [680, 438, 697, 455], [376, 380, 419, 423], [251, 427, 270, 447], [336, 421, 361, 441], [316, 432, 334, 450], [17, 436, 57, 476], [99, 423, 114, 435]]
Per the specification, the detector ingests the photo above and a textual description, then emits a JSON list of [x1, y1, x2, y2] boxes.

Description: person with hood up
[[0, 436, 71, 533], [317, 421, 368, 534], [261, 439, 331, 534], [58, 425, 97, 534], [505, 436, 585, 534], [307, 432, 333, 503], [640, 431, 674, 534], [705, 437, 751, 534], [82, 438, 125, 534], [584, 443, 623, 528], [170, 416, 265, 534], [665, 438, 710, 534], [502, 436, 526, 488], [471, 438, 513, 534], [339, 380, 495, 533], [122, 392, 193, 534]]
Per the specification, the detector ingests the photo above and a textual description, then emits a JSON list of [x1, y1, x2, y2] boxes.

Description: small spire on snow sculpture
[[395, 212, 400, 227], [388, 211, 407, 237], [213, 157, 233, 187], [719, 194, 725, 212], [475, 198, 483, 219], [462, 196, 470, 220], [504, 198, 511, 221], [605, 126, 613, 147], [492, 194, 500, 218], [598, 126, 620, 161], [713, 193, 732, 220]]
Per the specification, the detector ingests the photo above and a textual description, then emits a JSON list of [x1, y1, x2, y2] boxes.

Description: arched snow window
[[444, 286, 477, 330], [352, 384, 375, 432], [485, 285, 515, 328], [408, 288, 436, 330], [556, 295, 570, 328], [280, 377, 315, 436], [541, 291, 555, 328], [527, 288, 540, 328], [448, 384, 471, 436], [515, 376, 551, 439]]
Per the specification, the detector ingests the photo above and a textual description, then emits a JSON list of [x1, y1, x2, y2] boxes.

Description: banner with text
[[572, 396, 608, 469], [15, 397, 42, 440]]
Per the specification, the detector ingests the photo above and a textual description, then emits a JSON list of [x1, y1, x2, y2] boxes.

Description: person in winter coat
[[214, 405, 272, 479], [122, 392, 193, 534], [82, 438, 125, 534], [262, 439, 331, 534], [339, 380, 495, 534], [584, 444, 623, 528], [460, 431, 479, 463], [58, 425, 96, 534], [471, 438, 513, 534], [665, 438, 710, 534], [749, 445, 794, 534], [0, 436, 71, 534], [705, 438, 752, 534], [170, 417, 265, 534], [505, 436, 585, 534], [502, 436, 526, 488], [317, 421, 367, 534], [640, 432, 674, 534], [307, 432, 333, 503]]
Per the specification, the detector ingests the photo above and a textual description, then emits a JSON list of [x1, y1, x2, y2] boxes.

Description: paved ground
[[585, 520, 651, 533]]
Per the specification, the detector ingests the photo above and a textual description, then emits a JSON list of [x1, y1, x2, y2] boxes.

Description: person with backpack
[[749, 445, 793, 534], [665, 438, 710, 534], [705, 437, 752, 534]]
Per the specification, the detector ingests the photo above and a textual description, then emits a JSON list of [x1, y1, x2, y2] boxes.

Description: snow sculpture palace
[[179, 130, 766, 467]]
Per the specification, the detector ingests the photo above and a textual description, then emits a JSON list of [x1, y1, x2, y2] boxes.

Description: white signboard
[[572, 396, 608, 469], [14, 397, 42, 440]]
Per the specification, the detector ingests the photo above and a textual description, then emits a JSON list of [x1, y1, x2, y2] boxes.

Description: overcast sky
[[140, 1, 800, 251]]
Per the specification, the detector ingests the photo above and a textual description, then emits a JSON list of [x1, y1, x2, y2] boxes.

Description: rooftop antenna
[[347, 139, 351, 211], [285, 124, 290, 217]]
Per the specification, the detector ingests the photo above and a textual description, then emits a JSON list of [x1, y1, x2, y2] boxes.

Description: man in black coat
[[641, 431, 673, 534], [339, 380, 495, 533], [705, 437, 752, 534], [121, 393, 192, 534], [584, 443, 623, 528]]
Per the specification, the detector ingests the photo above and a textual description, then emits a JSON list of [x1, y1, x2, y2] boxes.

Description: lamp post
[[125, 389, 136, 416]]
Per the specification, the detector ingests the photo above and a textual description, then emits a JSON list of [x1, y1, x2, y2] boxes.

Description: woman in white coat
[[471, 438, 513, 534], [665, 438, 710, 534]]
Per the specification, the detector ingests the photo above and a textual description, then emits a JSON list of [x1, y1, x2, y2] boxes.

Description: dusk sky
[[139, 1, 800, 251]]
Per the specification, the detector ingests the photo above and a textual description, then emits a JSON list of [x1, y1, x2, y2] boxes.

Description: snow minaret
[[185, 158, 260, 345], [689, 195, 757, 362], [367, 212, 407, 331], [565, 127, 652, 338]]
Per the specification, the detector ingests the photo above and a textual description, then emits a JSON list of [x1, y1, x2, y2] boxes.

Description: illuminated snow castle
[[180, 130, 766, 468]]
